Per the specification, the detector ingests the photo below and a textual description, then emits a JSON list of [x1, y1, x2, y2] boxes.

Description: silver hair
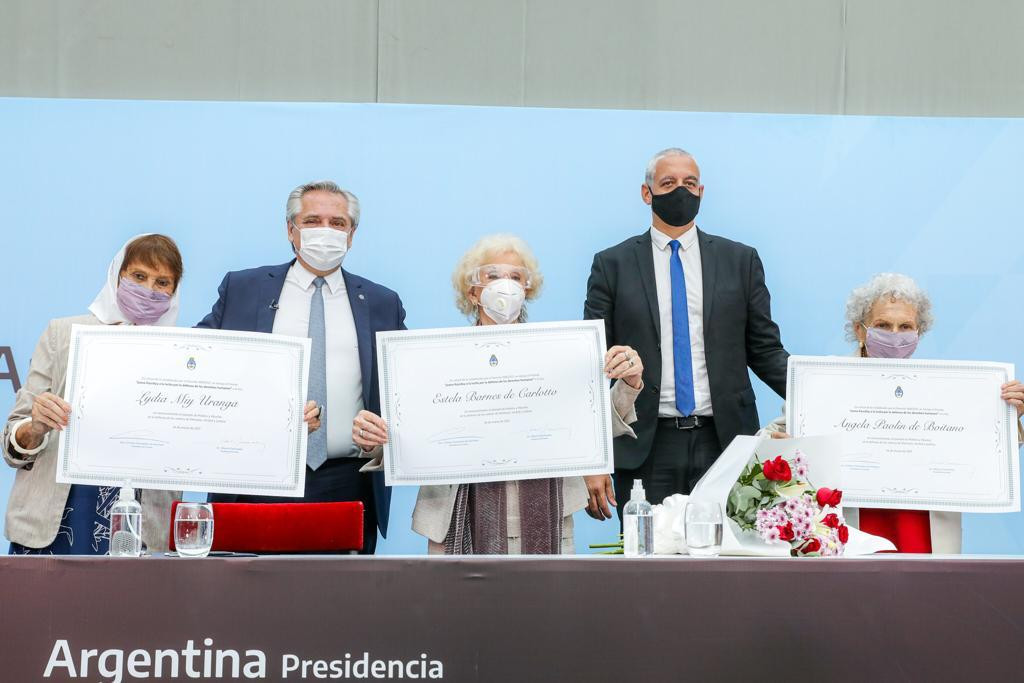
[[645, 147, 694, 186], [452, 233, 544, 322], [286, 180, 361, 228], [844, 272, 934, 342]]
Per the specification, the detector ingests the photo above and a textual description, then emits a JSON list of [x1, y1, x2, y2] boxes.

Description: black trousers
[[615, 419, 722, 523], [210, 458, 378, 554]]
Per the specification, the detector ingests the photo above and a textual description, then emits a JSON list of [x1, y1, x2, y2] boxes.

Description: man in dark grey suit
[[584, 148, 789, 518]]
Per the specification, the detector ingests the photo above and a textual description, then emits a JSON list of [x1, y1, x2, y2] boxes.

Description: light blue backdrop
[[1, 97, 1021, 554]]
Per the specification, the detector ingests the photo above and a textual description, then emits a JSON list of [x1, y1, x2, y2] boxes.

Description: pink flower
[[794, 505, 814, 522], [763, 527, 781, 543], [795, 463, 809, 479]]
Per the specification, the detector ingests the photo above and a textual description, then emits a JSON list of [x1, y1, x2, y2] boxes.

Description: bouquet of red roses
[[727, 450, 848, 557]]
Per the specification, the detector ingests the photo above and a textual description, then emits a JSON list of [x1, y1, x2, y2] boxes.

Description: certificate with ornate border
[[377, 321, 614, 486], [57, 325, 311, 497], [787, 355, 1019, 512]]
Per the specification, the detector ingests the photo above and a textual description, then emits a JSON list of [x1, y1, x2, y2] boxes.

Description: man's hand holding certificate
[[787, 355, 1020, 513]]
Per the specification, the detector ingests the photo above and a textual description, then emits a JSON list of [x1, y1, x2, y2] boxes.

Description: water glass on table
[[684, 500, 723, 557], [174, 503, 215, 558]]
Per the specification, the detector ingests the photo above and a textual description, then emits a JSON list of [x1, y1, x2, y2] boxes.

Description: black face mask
[[649, 185, 701, 227]]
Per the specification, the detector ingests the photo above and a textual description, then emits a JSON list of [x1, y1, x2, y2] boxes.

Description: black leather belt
[[658, 415, 714, 430]]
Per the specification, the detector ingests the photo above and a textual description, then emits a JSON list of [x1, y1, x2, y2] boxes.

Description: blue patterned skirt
[[8, 485, 120, 555]]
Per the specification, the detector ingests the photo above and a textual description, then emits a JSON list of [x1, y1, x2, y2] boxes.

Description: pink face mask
[[864, 326, 919, 359], [116, 277, 172, 325]]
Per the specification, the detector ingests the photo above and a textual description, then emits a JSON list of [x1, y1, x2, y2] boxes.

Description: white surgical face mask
[[295, 226, 349, 272], [479, 279, 525, 325]]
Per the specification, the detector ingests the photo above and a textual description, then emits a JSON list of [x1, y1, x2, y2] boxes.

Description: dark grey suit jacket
[[584, 228, 788, 469]]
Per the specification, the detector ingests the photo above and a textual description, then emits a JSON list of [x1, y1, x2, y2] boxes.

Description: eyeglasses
[[467, 264, 533, 288]]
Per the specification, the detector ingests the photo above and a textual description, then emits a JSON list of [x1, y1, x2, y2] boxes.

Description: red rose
[[777, 522, 795, 542], [823, 513, 841, 529], [762, 456, 793, 482], [816, 487, 843, 508], [800, 537, 822, 554], [838, 525, 850, 544]]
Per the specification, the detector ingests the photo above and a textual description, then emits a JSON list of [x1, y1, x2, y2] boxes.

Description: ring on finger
[[358, 428, 364, 438]]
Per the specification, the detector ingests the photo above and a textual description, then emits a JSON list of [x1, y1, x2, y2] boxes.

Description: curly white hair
[[451, 234, 544, 322], [844, 273, 934, 342]]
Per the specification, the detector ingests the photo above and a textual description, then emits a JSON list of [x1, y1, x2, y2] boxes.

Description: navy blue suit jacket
[[196, 261, 407, 536]]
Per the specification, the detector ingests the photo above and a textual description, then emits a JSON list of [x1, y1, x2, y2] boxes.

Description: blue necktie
[[669, 240, 696, 416], [306, 277, 328, 470]]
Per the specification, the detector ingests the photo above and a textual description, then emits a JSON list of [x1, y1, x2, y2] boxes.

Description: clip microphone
[[269, 299, 279, 310]]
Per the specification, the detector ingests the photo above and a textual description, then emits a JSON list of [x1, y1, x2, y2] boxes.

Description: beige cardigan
[[3, 314, 177, 551], [363, 380, 642, 544]]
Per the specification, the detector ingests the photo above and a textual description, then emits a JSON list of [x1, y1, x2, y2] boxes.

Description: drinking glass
[[174, 503, 215, 558], [684, 500, 723, 557]]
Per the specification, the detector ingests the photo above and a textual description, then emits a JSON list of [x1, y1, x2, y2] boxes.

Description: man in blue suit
[[197, 180, 406, 553]]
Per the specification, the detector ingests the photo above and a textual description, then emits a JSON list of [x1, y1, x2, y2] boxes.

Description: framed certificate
[[377, 320, 614, 486], [786, 355, 1020, 513], [57, 325, 311, 497]]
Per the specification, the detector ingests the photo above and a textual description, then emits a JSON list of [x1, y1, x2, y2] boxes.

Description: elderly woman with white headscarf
[[3, 234, 186, 554], [3, 234, 322, 555], [762, 272, 1024, 553], [353, 234, 644, 554]]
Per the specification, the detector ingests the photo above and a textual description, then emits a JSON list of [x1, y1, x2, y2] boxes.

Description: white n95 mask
[[296, 226, 349, 271], [479, 279, 525, 324]]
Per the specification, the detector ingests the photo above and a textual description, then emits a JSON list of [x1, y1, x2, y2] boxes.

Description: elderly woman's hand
[[1001, 381, 1024, 419], [604, 345, 643, 389], [303, 400, 321, 434], [14, 391, 72, 451], [353, 410, 389, 452], [29, 391, 71, 432], [29, 389, 70, 432]]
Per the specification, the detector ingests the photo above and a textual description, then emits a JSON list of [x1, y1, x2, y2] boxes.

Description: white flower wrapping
[[650, 434, 896, 556]]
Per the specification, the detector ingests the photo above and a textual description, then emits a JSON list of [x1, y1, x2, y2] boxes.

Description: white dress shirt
[[650, 226, 713, 417], [272, 262, 363, 458]]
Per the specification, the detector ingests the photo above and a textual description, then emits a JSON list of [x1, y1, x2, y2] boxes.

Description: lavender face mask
[[116, 277, 172, 325], [864, 326, 919, 359]]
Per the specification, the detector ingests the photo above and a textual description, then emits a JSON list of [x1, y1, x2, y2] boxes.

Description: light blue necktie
[[669, 240, 696, 416], [306, 276, 328, 470]]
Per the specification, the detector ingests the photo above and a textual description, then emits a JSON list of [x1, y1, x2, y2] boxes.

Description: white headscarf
[[88, 233, 181, 326]]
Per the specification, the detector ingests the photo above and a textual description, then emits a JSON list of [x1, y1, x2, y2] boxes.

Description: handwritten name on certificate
[[787, 355, 1020, 513], [57, 325, 311, 497], [377, 321, 614, 486]]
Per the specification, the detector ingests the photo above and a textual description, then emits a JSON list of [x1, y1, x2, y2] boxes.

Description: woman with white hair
[[353, 234, 644, 554], [763, 272, 1024, 553]]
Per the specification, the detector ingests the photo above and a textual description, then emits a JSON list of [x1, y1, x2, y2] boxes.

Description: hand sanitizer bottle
[[109, 483, 143, 557], [623, 479, 653, 557]]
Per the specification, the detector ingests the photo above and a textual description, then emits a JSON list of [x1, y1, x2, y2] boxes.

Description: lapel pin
[[358, 294, 365, 300]]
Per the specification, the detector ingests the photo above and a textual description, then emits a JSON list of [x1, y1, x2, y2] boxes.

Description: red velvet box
[[168, 501, 364, 553]]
